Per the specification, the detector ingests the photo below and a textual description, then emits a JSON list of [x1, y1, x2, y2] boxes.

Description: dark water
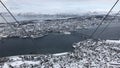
[[0, 32, 84, 57], [0, 23, 120, 57], [81, 23, 120, 40]]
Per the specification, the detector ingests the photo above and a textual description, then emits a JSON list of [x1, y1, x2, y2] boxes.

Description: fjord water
[[0, 32, 82, 57], [0, 22, 120, 57]]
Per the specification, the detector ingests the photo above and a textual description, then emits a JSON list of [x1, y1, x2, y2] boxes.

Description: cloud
[[0, 0, 120, 14], [1, 0, 8, 2]]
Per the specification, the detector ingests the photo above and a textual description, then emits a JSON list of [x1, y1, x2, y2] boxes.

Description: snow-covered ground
[[106, 40, 120, 44], [0, 39, 120, 68], [53, 52, 69, 56], [62, 31, 71, 35], [0, 14, 120, 39]]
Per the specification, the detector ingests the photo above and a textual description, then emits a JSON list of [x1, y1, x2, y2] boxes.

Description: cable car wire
[[97, 10, 120, 37], [89, 0, 119, 38]]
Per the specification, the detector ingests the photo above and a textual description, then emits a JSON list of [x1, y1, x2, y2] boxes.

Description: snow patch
[[63, 31, 71, 35], [53, 52, 69, 56], [106, 40, 120, 44]]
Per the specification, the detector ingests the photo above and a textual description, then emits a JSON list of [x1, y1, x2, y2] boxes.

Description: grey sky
[[0, 0, 120, 14]]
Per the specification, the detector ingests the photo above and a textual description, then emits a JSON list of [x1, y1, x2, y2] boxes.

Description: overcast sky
[[0, 0, 120, 14]]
